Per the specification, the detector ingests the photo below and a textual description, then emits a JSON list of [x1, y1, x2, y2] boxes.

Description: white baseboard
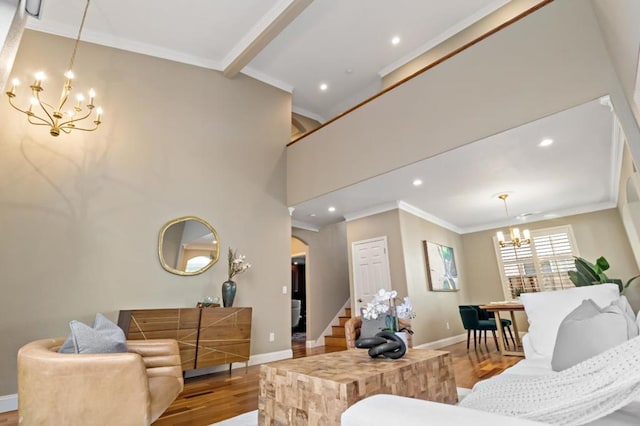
[[184, 349, 293, 378], [0, 394, 17, 413], [414, 333, 467, 350], [305, 336, 325, 348], [248, 349, 292, 365]]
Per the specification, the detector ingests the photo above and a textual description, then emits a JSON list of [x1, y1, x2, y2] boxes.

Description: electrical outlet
[[282, 286, 288, 294], [269, 332, 275, 342], [446, 322, 450, 330]]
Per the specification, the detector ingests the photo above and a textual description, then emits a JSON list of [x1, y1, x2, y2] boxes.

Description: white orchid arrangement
[[362, 289, 416, 331], [396, 297, 416, 320], [227, 247, 251, 281]]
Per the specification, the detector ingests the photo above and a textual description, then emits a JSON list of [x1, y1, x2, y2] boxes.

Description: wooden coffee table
[[258, 348, 457, 425]]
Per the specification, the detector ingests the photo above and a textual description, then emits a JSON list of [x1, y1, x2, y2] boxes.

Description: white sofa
[[342, 284, 640, 425]]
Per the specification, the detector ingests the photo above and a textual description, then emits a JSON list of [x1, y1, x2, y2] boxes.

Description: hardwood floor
[[0, 339, 520, 425]]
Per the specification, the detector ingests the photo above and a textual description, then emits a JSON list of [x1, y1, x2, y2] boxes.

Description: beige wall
[[0, 30, 291, 395], [347, 209, 471, 345], [346, 210, 407, 311], [345, 209, 469, 345], [397, 210, 469, 345], [591, 0, 640, 136], [462, 209, 640, 311], [345, 207, 640, 345], [287, 0, 635, 206], [291, 236, 308, 256], [292, 222, 349, 341], [382, 0, 547, 88], [291, 113, 321, 141]]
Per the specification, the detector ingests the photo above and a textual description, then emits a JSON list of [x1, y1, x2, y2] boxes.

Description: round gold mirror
[[158, 216, 220, 276]]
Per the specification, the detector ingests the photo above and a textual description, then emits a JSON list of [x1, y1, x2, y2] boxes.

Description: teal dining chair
[[458, 306, 498, 351]]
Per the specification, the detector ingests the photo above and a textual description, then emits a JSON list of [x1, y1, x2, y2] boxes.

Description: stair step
[[338, 316, 351, 326], [331, 325, 345, 337], [324, 335, 347, 348], [344, 307, 351, 317]]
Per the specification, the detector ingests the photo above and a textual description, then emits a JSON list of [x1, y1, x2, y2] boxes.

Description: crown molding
[[342, 200, 463, 234], [292, 220, 320, 232], [378, 0, 509, 78], [462, 201, 617, 234], [397, 201, 463, 234], [343, 201, 400, 222], [25, 20, 225, 71], [241, 65, 293, 93], [291, 105, 326, 124]]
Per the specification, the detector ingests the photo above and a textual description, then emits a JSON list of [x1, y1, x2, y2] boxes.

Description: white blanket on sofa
[[459, 335, 640, 425]]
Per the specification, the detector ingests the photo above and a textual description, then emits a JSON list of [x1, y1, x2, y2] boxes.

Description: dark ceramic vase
[[222, 280, 237, 307]]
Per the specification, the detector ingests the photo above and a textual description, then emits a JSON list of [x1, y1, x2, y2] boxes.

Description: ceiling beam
[[222, 0, 314, 78]]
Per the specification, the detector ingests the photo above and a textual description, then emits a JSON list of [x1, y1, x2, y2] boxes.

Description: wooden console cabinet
[[118, 307, 252, 371]]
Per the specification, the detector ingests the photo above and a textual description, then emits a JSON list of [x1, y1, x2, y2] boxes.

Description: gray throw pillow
[[551, 299, 639, 371], [58, 313, 127, 354], [360, 316, 388, 338]]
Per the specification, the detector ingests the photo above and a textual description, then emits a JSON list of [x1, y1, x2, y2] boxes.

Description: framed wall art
[[423, 241, 459, 292]]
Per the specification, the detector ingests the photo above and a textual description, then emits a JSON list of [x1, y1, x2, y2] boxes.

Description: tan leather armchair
[[344, 316, 413, 349], [18, 338, 183, 426]]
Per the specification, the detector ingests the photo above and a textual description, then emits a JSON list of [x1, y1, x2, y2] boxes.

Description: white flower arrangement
[[362, 289, 416, 331], [396, 297, 416, 320], [227, 247, 251, 281]]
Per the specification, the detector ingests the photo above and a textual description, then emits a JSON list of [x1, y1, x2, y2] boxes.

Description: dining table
[[479, 302, 525, 357]]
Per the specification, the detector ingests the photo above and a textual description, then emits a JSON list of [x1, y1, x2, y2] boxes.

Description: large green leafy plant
[[568, 256, 640, 293]]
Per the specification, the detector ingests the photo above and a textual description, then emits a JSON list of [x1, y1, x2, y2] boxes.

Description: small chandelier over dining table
[[5, 0, 102, 137], [496, 193, 531, 248]]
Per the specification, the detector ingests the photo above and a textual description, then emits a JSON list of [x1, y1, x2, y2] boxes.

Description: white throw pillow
[[551, 299, 639, 371], [520, 284, 620, 358]]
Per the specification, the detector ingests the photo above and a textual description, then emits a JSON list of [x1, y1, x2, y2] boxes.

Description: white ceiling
[[290, 98, 622, 233], [25, 0, 507, 122], [22, 1, 623, 235]]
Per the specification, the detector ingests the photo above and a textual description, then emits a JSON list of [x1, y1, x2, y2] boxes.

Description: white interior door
[[352, 237, 392, 314]]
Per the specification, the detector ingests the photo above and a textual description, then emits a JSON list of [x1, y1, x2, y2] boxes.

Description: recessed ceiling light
[[309, 213, 316, 217], [319, 83, 328, 91], [391, 36, 401, 45], [539, 138, 554, 147], [328, 206, 336, 213], [412, 178, 423, 186], [345, 68, 353, 74]]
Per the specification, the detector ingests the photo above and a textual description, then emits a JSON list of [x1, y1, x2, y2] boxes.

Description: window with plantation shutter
[[494, 225, 578, 300]]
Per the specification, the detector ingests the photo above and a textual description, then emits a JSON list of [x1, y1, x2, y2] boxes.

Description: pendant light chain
[[68, 0, 91, 72]]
